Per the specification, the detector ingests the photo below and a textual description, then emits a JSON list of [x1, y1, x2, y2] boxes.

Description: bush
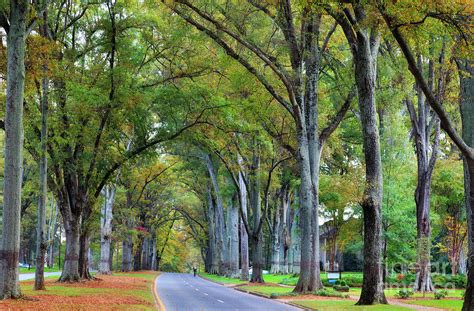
[[313, 289, 349, 298], [434, 290, 448, 300], [335, 280, 348, 286], [333, 285, 350, 292], [395, 290, 414, 299], [432, 274, 466, 288]]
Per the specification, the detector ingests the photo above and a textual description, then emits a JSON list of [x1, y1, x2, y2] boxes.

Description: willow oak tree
[[21, 1, 213, 281], [0, 0, 28, 299], [326, 2, 387, 304], [378, 2, 474, 309], [34, 1, 52, 290], [406, 54, 444, 292], [164, 0, 355, 292]]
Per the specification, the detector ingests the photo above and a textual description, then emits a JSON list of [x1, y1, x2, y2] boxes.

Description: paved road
[[156, 273, 300, 311], [19, 271, 62, 281]]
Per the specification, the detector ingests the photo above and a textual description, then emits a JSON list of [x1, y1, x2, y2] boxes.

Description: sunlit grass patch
[[199, 272, 247, 284], [292, 300, 411, 310], [403, 299, 462, 310]]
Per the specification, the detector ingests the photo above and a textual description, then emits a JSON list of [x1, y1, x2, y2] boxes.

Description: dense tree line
[[0, 0, 472, 309]]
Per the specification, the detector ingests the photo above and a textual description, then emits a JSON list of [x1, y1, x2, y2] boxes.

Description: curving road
[[156, 273, 300, 311]]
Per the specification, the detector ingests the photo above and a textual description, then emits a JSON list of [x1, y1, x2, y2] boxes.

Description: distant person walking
[[193, 266, 197, 277]]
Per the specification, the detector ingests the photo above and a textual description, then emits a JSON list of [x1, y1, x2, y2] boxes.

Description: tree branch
[[319, 88, 356, 143], [381, 10, 474, 160]]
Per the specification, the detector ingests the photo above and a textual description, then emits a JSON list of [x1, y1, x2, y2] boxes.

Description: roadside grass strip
[[402, 299, 463, 310], [292, 300, 412, 310]]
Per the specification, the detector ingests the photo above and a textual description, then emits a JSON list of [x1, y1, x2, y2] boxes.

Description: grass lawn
[[384, 288, 464, 299], [292, 300, 411, 310], [199, 273, 247, 285], [239, 285, 294, 297], [403, 299, 463, 310], [0, 271, 158, 310], [19, 266, 61, 274]]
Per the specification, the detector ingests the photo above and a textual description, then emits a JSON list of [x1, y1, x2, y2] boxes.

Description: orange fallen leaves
[[0, 272, 156, 310]]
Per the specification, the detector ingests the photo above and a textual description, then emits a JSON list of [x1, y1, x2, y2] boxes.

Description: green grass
[[404, 299, 463, 310], [239, 285, 294, 297], [199, 273, 247, 284], [292, 300, 411, 310], [263, 274, 294, 284], [384, 288, 464, 299], [19, 266, 61, 274]]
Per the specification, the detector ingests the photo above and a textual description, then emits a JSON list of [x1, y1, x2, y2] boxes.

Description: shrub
[[434, 290, 448, 300], [432, 273, 466, 288], [335, 280, 348, 286], [395, 290, 414, 299], [333, 285, 350, 292]]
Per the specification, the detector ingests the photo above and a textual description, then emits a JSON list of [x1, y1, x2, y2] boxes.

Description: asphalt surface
[[156, 273, 300, 311], [19, 271, 62, 281]]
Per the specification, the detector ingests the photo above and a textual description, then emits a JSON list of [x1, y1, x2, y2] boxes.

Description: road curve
[[155, 272, 300, 311]]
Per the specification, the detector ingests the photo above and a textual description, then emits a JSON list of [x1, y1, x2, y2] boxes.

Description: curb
[[198, 275, 303, 310], [233, 286, 304, 310], [153, 273, 166, 311]]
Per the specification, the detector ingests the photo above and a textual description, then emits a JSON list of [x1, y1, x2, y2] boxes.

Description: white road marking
[[217, 300, 224, 303], [195, 288, 199, 291], [204, 293, 208, 296]]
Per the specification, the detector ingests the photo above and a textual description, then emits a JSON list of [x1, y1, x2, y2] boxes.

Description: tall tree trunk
[[122, 235, 133, 272], [134, 237, 143, 271], [79, 232, 92, 279], [458, 60, 474, 311], [122, 191, 133, 272], [250, 148, 264, 283], [407, 56, 440, 293], [205, 154, 226, 275], [270, 196, 281, 274], [353, 29, 386, 305], [226, 194, 239, 278], [294, 131, 314, 291], [151, 232, 157, 271], [99, 185, 115, 274], [294, 13, 323, 293], [0, 0, 28, 299], [35, 32, 50, 290], [238, 161, 249, 281], [207, 186, 219, 274], [59, 215, 81, 282], [48, 201, 59, 268], [279, 185, 290, 274]]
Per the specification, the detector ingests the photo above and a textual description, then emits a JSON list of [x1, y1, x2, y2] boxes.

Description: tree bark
[[35, 23, 50, 290], [47, 201, 59, 268], [458, 60, 474, 311], [238, 158, 249, 281], [59, 216, 81, 282], [122, 235, 133, 272], [406, 56, 441, 292], [98, 185, 116, 274], [0, 0, 28, 299], [249, 147, 264, 283], [352, 18, 386, 305], [79, 232, 92, 279], [270, 193, 281, 274], [133, 237, 143, 271], [226, 194, 239, 278]]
